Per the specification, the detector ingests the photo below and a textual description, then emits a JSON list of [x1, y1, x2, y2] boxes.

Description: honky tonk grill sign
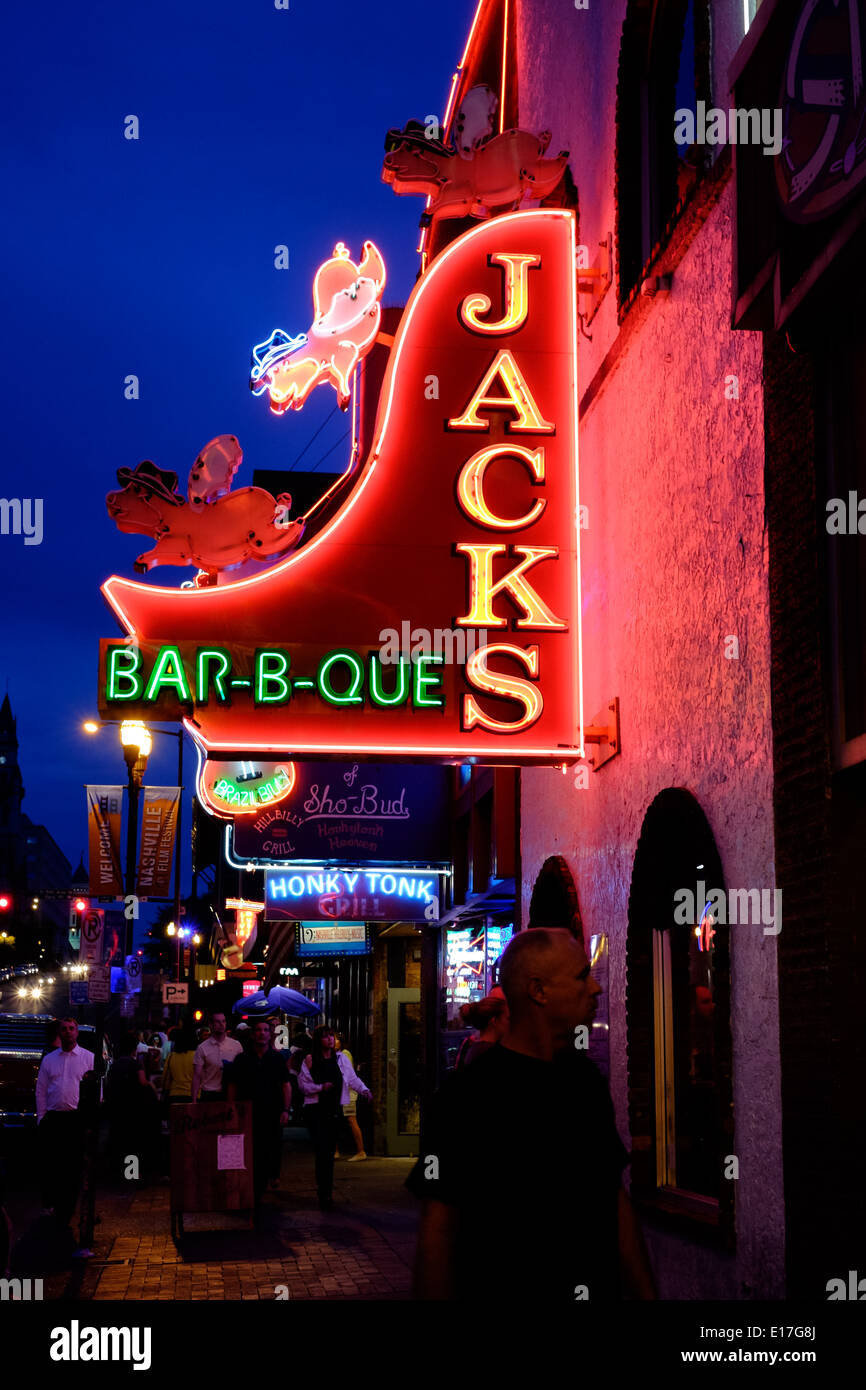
[[98, 211, 583, 764]]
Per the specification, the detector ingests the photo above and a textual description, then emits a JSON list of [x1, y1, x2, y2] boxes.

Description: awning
[[434, 877, 516, 929]]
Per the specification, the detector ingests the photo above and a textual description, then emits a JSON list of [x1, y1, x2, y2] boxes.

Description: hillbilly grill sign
[[98, 212, 583, 764]]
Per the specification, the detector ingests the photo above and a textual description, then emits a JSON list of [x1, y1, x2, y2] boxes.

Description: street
[[4, 1128, 416, 1301]]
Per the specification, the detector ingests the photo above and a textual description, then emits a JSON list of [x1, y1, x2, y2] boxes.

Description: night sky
[[0, 0, 473, 870]]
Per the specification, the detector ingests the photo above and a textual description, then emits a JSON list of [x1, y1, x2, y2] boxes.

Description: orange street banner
[[136, 786, 180, 899], [85, 785, 124, 897]]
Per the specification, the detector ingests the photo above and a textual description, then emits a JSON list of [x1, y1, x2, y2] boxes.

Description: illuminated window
[[626, 790, 733, 1223], [615, 0, 710, 308]]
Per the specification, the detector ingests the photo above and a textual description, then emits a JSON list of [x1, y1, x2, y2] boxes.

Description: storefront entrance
[[385, 986, 421, 1156]]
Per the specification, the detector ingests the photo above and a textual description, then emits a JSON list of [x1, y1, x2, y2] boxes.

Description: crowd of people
[[32, 929, 658, 1301], [34, 1012, 374, 1238]]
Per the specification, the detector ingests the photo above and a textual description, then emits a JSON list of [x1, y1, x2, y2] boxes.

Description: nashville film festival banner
[[85, 785, 124, 897], [136, 785, 180, 898]]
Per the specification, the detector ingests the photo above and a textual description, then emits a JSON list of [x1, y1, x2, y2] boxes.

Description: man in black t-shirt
[[406, 927, 656, 1301], [227, 1018, 291, 1203]]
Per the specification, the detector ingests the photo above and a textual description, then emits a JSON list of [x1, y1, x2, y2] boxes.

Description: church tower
[[0, 694, 25, 827]]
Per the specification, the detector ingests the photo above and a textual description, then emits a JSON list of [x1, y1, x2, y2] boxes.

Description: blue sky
[[0, 0, 474, 869]]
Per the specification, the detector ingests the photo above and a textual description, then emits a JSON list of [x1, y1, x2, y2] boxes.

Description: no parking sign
[[79, 909, 104, 965]]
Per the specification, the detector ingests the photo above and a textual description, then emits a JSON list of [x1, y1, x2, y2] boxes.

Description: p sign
[[162, 982, 189, 1004]]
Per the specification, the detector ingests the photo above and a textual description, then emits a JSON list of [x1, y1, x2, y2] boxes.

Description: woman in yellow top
[[160, 1027, 196, 1102]]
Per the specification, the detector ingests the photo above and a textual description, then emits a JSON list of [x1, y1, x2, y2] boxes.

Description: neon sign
[[99, 210, 583, 765], [265, 867, 444, 923], [106, 644, 445, 710], [224, 897, 265, 951], [199, 759, 296, 817], [250, 241, 386, 413]]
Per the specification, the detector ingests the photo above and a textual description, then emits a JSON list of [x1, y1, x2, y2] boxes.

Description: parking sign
[[80, 909, 104, 965]]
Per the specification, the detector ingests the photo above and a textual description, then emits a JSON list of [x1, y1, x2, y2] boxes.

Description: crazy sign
[[199, 759, 296, 816], [98, 210, 583, 764]]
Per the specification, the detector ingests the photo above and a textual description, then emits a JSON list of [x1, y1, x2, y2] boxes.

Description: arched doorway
[[626, 789, 733, 1233], [527, 856, 610, 1074], [528, 854, 582, 936]]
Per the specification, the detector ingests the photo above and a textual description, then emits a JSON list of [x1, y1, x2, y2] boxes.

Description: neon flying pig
[[106, 435, 304, 578], [250, 240, 386, 414], [382, 109, 569, 225]]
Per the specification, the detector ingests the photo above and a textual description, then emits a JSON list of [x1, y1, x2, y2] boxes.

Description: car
[[0, 1013, 110, 1134]]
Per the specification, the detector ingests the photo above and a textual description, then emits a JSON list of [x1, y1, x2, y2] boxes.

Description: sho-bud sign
[[230, 761, 449, 862]]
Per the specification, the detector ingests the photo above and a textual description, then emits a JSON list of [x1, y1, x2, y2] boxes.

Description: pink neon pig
[[251, 241, 386, 414]]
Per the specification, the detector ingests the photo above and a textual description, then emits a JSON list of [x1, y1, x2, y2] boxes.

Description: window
[[616, 0, 710, 307], [626, 790, 733, 1227]]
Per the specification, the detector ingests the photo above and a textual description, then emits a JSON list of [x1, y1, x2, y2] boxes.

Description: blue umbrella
[[265, 986, 321, 1018], [231, 992, 270, 1014]]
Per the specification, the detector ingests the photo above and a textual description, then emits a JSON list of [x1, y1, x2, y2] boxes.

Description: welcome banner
[[136, 786, 180, 898], [85, 785, 124, 897]]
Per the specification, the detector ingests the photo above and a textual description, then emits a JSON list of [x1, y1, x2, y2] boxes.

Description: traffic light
[[70, 896, 88, 939], [0, 895, 11, 912]]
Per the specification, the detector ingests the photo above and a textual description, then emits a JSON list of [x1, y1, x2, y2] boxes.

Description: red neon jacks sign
[[99, 210, 583, 764]]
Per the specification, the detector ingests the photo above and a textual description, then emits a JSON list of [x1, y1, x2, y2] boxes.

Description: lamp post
[[119, 721, 152, 955], [166, 921, 180, 983], [84, 719, 185, 954]]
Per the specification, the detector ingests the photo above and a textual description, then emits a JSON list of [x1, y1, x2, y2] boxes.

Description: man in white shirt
[[35, 1017, 94, 1228], [191, 1011, 242, 1101]]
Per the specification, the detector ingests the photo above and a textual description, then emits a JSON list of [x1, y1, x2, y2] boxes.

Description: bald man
[[407, 928, 656, 1301]]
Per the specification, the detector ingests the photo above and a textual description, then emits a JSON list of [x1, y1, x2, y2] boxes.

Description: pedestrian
[[289, 1026, 313, 1058], [226, 1018, 291, 1206], [407, 928, 656, 1302], [264, 1016, 289, 1187], [191, 1011, 243, 1102], [35, 1017, 94, 1230], [453, 988, 509, 1069], [299, 1026, 372, 1210], [143, 1034, 165, 1081], [334, 1033, 367, 1161], [160, 1027, 196, 1104], [286, 1047, 304, 1122], [105, 1032, 158, 1176]]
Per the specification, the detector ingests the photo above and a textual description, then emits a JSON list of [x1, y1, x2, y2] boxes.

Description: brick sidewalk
[[8, 1135, 418, 1302]]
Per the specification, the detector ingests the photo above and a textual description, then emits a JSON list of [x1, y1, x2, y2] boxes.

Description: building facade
[[417, 0, 864, 1301], [0, 694, 74, 961]]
